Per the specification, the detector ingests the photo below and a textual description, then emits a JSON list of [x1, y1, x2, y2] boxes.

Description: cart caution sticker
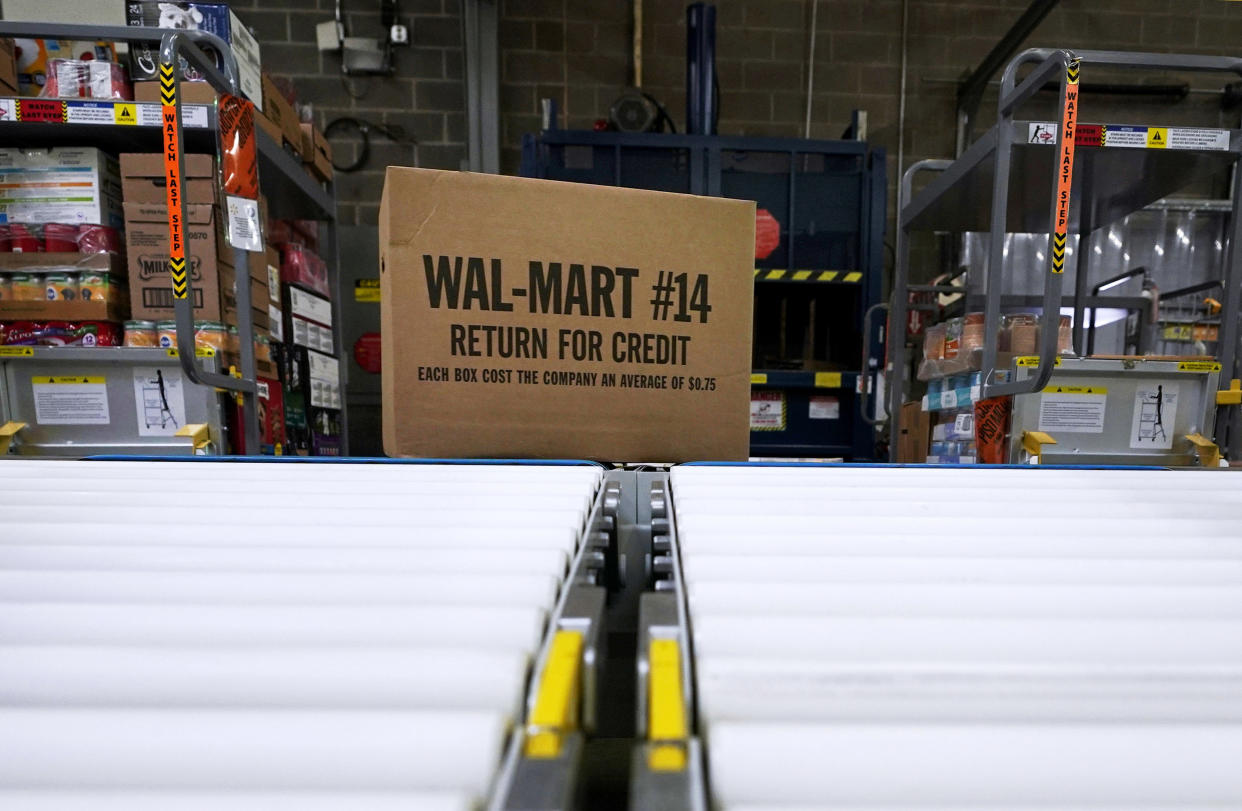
[[1038, 384, 1107, 434], [64, 101, 116, 125], [1051, 59, 1079, 275], [1029, 122, 1230, 152], [1177, 360, 1222, 372], [17, 99, 65, 123], [31, 376, 110, 425], [160, 62, 189, 300]]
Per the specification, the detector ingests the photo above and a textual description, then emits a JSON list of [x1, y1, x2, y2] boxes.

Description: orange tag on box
[[218, 94, 259, 199]]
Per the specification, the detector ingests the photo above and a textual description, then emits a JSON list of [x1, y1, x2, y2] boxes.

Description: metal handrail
[[888, 158, 952, 455], [978, 49, 1074, 400], [858, 301, 889, 427], [159, 30, 259, 455], [1001, 48, 1242, 100]]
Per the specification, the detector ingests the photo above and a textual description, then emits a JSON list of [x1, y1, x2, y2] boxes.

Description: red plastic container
[[9, 224, 41, 253], [77, 224, 121, 254], [44, 222, 79, 253]]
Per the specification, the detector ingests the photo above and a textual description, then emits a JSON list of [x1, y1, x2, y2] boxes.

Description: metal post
[[462, 0, 500, 173], [1214, 161, 1242, 454], [686, 3, 716, 136], [1070, 216, 1092, 356]]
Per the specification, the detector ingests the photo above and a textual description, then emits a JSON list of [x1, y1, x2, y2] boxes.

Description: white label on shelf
[[135, 103, 209, 129], [132, 367, 187, 437], [1038, 387, 1107, 433], [1130, 383, 1179, 450], [749, 391, 785, 430], [307, 349, 339, 385], [181, 104, 209, 128], [32, 377, 109, 425], [136, 103, 162, 127], [64, 101, 115, 125], [0, 98, 16, 122], [269, 305, 284, 342], [1104, 126, 1149, 148], [1167, 128, 1230, 151], [225, 195, 263, 251], [808, 395, 839, 420], [288, 287, 333, 328], [292, 316, 309, 347]]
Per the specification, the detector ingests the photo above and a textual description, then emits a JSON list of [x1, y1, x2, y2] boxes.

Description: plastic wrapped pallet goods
[[670, 465, 1242, 809], [0, 459, 604, 808]]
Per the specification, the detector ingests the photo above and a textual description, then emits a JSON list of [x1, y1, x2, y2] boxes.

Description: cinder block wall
[[226, 0, 1241, 231]]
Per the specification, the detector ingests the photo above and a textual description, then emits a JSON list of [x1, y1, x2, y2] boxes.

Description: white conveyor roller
[[0, 792, 473, 811], [708, 723, 1242, 807], [0, 545, 569, 575], [0, 708, 507, 793], [671, 464, 1242, 808], [0, 460, 605, 807], [0, 646, 529, 711], [0, 571, 558, 606]]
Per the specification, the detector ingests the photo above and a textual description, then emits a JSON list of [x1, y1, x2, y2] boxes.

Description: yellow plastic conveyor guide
[[524, 630, 584, 758], [647, 638, 689, 771]]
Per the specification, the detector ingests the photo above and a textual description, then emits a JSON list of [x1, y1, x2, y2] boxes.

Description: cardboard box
[[896, 401, 931, 463], [0, 39, 18, 96], [121, 153, 216, 206], [300, 122, 332, 182], [134, 80, 217, 106], [379, 168, 755, 461], [0, 147, 122, 227], [124, 202, 229, 320], [256, 73, 301, 154], [0, 252, 127, 320], [125, 2, 262, 111]]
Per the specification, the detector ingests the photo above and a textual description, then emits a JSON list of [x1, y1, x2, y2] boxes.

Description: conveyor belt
[[669, 465, 1242, 809], [0, 459, 604, 809]]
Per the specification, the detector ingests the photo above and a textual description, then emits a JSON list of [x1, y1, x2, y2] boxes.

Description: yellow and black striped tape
[[159, 63, 177, 105], [1051, 232, 1067, 274], [169, 256, 189, 299], [754, 269, 863, 283]]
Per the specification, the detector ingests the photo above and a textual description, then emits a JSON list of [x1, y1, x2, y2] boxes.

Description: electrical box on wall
[[316, 0, 409, 76]]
